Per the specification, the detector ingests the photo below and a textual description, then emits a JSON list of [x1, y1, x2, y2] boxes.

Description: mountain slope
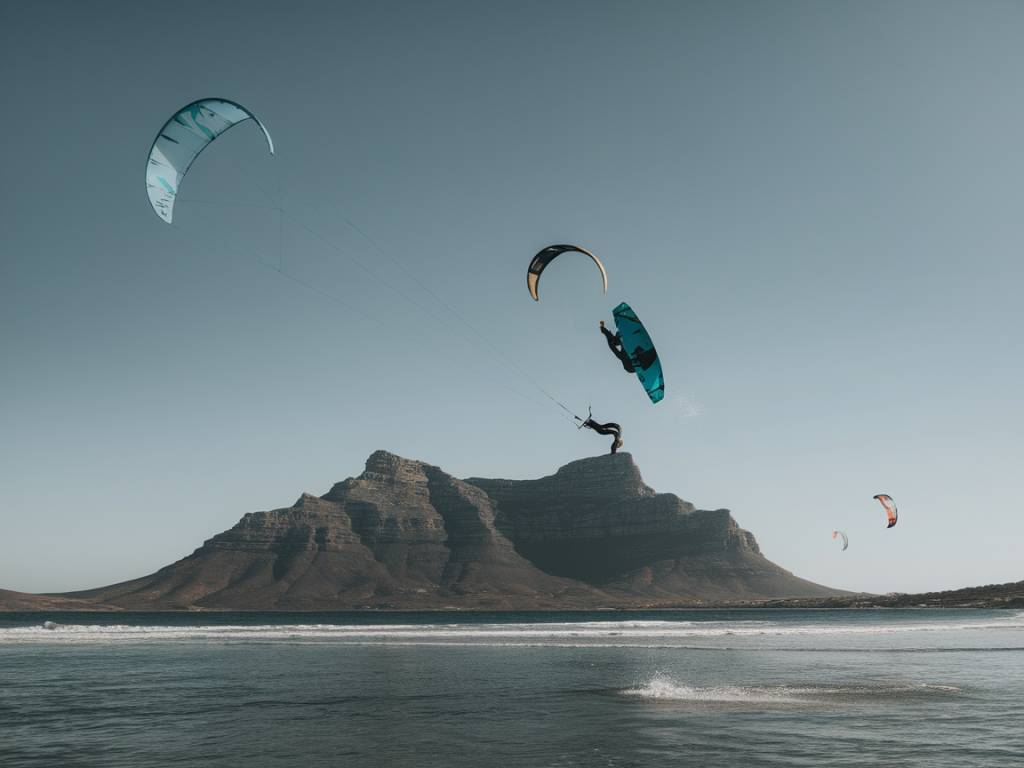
[[13, 451, 843, 610]]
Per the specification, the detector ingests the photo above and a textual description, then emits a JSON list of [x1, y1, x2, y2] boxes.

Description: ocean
[[1, 609, 1022, 767]]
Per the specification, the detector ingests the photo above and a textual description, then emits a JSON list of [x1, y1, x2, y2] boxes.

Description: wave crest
[[621, 676, 963, 704]]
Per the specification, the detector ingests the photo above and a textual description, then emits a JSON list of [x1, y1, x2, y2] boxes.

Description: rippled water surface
[[2, 609, 1022, 767]]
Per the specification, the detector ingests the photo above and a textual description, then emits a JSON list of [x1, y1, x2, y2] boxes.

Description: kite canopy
[[832, 530, 849, 551], [873, 494, 898, 528], [527, 244, 607, 301], [146, 98, 274, 223], [612, 302, 664, 404]]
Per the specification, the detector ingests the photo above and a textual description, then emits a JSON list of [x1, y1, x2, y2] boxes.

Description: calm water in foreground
[[1, 609, 1022, 767]]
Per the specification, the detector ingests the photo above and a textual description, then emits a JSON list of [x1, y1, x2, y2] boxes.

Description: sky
[[2, 0, 1023, 595]]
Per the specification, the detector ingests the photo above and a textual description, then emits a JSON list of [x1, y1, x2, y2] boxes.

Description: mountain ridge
[[2, 450, 843, 610]]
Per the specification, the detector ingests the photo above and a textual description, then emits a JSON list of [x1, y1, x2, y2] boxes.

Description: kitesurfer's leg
[[582, 416, 624, 454]]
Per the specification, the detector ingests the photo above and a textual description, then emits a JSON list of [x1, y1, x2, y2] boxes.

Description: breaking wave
[[1, 613, 1022, 646], [621, 675, 963, 704]]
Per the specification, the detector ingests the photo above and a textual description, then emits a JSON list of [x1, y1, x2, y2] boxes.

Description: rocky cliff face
[[59, 450, 839, 609], [464, 453, 826, 601]]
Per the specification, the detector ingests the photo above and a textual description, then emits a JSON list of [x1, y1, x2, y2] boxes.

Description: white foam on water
[[623, 677, 803, 703], [622, 675, 963, 704], [2, 614, 1021, 645]]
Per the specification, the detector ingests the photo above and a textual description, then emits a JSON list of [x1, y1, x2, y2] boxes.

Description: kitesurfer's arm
[[599, 320, 619, 349]]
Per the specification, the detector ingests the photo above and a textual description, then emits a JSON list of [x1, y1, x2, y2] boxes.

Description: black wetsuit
[[582, 418, 623, 454], [600, 325, 635, 373]]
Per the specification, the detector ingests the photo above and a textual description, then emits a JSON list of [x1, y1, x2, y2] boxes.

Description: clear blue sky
[[2, 0, 1022, 594]]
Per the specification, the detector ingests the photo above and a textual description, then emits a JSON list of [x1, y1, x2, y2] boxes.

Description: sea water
[[1, 609, 1022, 767]]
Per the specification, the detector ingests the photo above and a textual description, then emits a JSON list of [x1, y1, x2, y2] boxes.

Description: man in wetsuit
[[577, 409, 624, 454], [599, 320, 634, 373]]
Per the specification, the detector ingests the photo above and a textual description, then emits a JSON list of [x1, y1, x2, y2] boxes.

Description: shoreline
[[3, 580, 1022, 613]]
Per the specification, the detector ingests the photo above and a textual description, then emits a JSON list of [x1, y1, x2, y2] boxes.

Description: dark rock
[[8, 450, 846, 610], [466, 453, 831, 601]]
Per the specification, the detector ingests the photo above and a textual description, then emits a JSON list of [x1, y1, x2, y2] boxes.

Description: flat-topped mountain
[[4, 451, 841, 610]]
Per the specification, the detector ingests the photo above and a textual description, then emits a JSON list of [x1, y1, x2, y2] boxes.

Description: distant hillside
[[2, 450, 843, 611], [0, 589, 120, 612], [732, 580, 1024, 610]]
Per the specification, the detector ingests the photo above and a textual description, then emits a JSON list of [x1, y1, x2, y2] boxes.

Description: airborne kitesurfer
[[599, 320, 634, 373], [576, 407, 623, 454]]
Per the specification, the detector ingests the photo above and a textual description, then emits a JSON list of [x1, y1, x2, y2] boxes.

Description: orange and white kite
[[873, 494, 898, 529]]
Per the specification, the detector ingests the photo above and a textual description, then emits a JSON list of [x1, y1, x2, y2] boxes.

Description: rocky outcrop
[[13, 450, 842, 610], [466, 453, 830, 601]]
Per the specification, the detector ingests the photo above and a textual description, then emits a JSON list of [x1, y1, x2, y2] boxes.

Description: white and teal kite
[[145, 98, 274, 223]]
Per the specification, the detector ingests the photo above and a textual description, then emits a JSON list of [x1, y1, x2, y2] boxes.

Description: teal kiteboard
[[612, 302, 664, 404]]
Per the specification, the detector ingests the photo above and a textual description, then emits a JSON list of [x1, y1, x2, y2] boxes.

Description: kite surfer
[[599, 320, 634, 373], [576, 408, 623, 454]]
